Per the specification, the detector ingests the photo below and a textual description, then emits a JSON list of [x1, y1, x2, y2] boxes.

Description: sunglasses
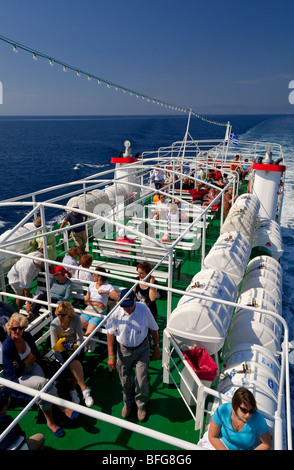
[[239, 406, 256, 415], [57, 313, 67, 317], [11, 326, 24, 332]]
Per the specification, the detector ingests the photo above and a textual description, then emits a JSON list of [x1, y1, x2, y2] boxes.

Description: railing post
[[201, 212, 207, 268], [40, 205, 52, 313]]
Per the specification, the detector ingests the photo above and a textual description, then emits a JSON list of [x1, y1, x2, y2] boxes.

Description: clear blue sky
[[0, 0, 293, 116]]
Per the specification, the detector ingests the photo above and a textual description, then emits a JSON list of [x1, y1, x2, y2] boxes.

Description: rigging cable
[[0, 34, 226, 127]]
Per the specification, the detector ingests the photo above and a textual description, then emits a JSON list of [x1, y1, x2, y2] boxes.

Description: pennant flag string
[[0, 34, 227, 127]]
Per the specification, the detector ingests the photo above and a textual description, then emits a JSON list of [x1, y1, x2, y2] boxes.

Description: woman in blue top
[[208, 387, 271, 450]]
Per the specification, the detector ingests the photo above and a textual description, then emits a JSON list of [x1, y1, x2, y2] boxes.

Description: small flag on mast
[[229, 132, 239, 146]]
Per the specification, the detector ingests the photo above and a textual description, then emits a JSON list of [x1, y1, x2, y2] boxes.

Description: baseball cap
[[120, 289, 135, 307], [50, 266, 67, 276], [118, 228, 126, 238]]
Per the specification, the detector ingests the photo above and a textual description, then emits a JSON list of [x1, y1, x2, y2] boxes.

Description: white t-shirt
[[151, 169, 165, 181], [167, 212, 179, 223], [87, 281, 114, 305], [106, 302, 158, 347], [77, 270, 94, 282], [62, 254, 79, 278], [156, 200, 169, 208], [8, 252, 42, 289], [141, 236, 157, 247]]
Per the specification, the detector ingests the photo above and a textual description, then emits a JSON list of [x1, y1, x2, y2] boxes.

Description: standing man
[[7, 252, 44, 312], [59, 206, 88, 254], [106, 289, 160, 422], [149, 166, 165, 190]]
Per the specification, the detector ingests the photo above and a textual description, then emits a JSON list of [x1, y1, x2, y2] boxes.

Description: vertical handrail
[[201, 212, 206, 268], [39, 205, 52, 313]]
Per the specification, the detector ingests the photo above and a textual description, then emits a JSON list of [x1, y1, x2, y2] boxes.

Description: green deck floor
[[9, 299, 201, 450], [5, 206, 227, 450]]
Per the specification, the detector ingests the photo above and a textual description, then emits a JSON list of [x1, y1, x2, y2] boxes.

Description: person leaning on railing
[[7, 252, 44, 313]]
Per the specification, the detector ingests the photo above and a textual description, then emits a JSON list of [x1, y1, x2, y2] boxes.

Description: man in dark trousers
[[106, 289, 160, 422]]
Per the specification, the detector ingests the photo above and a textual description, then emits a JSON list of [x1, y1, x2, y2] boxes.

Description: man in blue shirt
[[59, 206, 88, 254]]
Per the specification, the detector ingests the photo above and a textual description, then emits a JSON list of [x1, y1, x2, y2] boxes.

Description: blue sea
[[0, 113, 294, 439]]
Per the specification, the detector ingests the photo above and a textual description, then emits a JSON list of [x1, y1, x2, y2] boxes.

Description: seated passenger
[[230, 154, 240, 172], [27, 266, 72, 318], [240, 159, 250, 183], [173, 175, 181, 189], [206, 387, 271, 450], [213, 167, 222, 181], [115, 228, 135, 252], [189, 183, 209, 205], [182, 177, 193, 190], [214, 177, 225, 189], [203, 174, 214, 184], [62, 245, 81, 278], [167, 203, 188, 227], [50, 266, 73, 304], [149, 166, 165, 189], [0, 385, 45, 450], [81, 267, 120, 350], [77, 254, 94, 283], [0, 302, 14, 344], [153, 193, 160, 203], [155, 194, 170, 220], [167, 203, 180, 224], [135, 262, 158, 320], [202, 187, 220, 208], [50, 302, 94, 407], [200, 169, 206, 181], [138, 222, 157, 247], [2, 313, 78, 438], [173, 200, 188, 221], [29, 216, 57, 261]]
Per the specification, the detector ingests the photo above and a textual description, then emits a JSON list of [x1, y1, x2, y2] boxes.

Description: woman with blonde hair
[[2, 313, 78, 438], [50, 302, 93, 407]]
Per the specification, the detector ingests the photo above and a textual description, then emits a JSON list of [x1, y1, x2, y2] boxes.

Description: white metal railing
[[0, 375, 201, 450], [162, 287, 292, 450], [0, 136, 289, 450]]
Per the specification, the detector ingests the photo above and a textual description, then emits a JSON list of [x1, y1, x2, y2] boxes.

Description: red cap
[[50, 266, 67, 276]]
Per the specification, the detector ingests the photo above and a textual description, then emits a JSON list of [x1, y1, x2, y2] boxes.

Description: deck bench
[[92, 238, 181, 273]]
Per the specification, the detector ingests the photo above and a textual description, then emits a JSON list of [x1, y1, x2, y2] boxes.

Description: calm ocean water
[[0, 113, 294, 437]]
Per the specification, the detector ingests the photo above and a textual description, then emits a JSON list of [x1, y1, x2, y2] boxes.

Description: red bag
[[183, 347, 218, 382]]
